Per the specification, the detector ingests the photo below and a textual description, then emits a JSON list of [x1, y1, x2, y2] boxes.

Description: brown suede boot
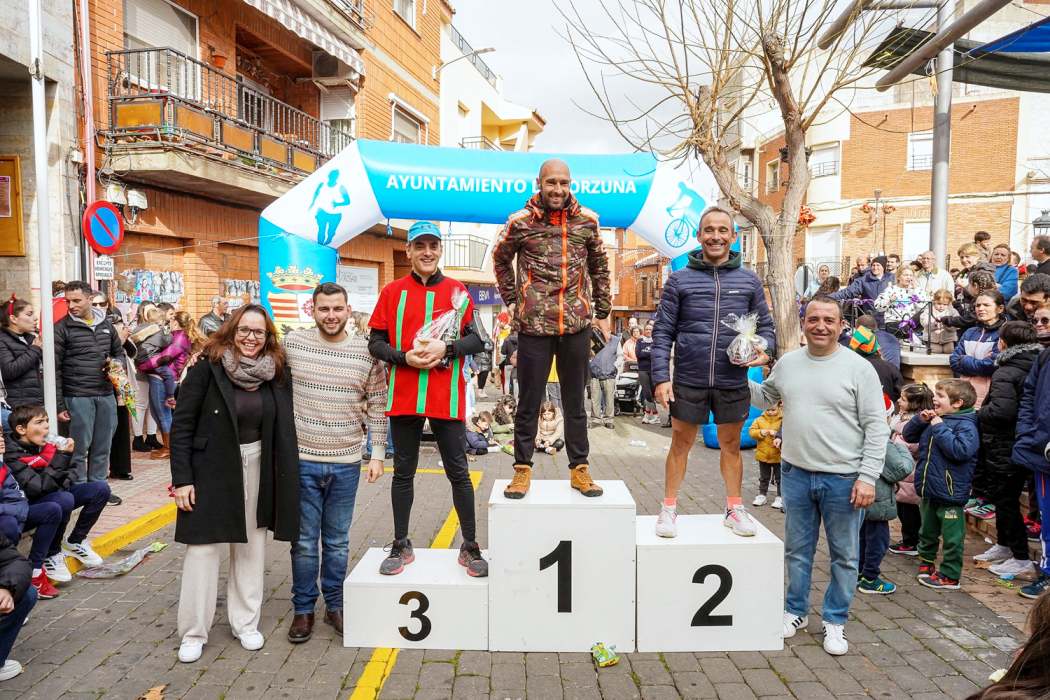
[[570, 464, 603, 497], [150, 432, 170, 460], [503, 464, 532, 499]]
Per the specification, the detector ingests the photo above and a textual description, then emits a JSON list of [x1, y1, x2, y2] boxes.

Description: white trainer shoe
[[42, 554, 71, 583], [655, 505, 678, 538], [62, 540, 103, 567], [178, 640, 203, 663], [0, 659, 23, 681], [724, 505, 757, 537], [989, 558, 1036, 578], [822, 622, 848, 655], [239, 631, 265, 651], [782, 612, 808, 638], [771, 496, 783, 510], [752, 494, 767, 507], [973, 543, 1011, 564]]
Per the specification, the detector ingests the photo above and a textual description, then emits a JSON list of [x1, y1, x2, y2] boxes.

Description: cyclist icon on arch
[[664, 181, 705, 249]]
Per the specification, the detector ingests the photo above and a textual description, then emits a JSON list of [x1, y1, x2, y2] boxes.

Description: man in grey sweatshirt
[[750, 295, 887, 657]]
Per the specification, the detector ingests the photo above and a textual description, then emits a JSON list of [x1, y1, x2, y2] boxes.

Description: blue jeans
[[33, 481, 111, 556], [781, 461, 865, 625], [0, 586, 36, 665], [148, 375, 173, 433], [0, 500, 64, 568], [290, 460, 360, 614], [859, 520, 890, 580], [67, 394, 118, 483]]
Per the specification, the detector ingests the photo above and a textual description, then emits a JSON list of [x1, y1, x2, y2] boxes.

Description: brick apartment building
[[83, 0, 454, 317]]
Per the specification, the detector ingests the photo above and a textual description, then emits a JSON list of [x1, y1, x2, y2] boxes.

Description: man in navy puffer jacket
[[652, 207, 775, 539]]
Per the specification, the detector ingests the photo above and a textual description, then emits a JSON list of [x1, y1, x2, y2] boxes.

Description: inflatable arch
[[257, 139, 718, 329]]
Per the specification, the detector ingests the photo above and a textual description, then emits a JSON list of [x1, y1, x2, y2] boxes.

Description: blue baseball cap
[[407, 221, 442, 242]]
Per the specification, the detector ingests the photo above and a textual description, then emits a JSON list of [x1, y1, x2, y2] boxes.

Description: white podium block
[[344, 548, 488, 650], [636, 514, 784, 652], [488, 480, 636, 652]]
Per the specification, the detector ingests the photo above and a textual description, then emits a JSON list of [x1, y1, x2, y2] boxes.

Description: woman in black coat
[[170, 304, 299, 664], [0, 297, 45, 414]]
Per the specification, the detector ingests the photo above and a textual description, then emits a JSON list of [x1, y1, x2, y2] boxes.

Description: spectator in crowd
[[623, 326, 641, 365], [535, 401, 565, 455], [955, 243, 995, 292], [5, 404, 110, 588], [1030, 235, 1050, 277], [967, 593, 1050, 699], [130, 302, 161, 454], [589, 322, 621, 429], [51, 280, 68, 325], [848, 254, 870, 284], [1007, 273, 1050, 323], [493, 159, 611, 500], [636, 320, 659, 425], [1034, 306, 1050, 347], [992, 244, 1019, 300], [850, 315, 902, 369], [832, 255, 892, 322], [105, 310, 137, 481], [0, 298, 44, 412], [916, 250, 955, 295], [170, 304, 300, 663], [0, 439, 63, 600], [803, 264, 831, 298], [975, 230, 993, 261], [856, 435, 913, 596], [473, 332, 493, 399], [946, 270, 999, 334], [465, 411, 495, 456], [197, 296, 228, 337], [0, 531, 36, 682], [925, 289, 961, 353], [889, 383, 934, 556], [950, 289, 1006, 408], [972, 321, 1041, 579], [817, 275, 841, 296], [282, 283, 387, 643], [874, 265, 929, 339], [903, 379, 980, 590], [748, 402, 783, 510], [54, 281, 124, 505], [157, 302, 176, 326], [750, 295, 884, 656], [848, 325, 903, 405], [886, 254, 901, 276], [131, 307, 176, 460], [499, 331, 518, 397]]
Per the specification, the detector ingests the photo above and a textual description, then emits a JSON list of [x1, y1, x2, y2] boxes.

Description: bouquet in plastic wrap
[[721, 313, 768, 365], [414, 289, 471, 368], [106, 358, 137, 420]]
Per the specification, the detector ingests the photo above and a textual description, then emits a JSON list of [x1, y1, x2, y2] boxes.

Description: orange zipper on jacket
[[559, 216, 567, 334]]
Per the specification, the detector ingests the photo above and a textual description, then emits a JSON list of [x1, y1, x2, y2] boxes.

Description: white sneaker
[[973, 543, 1011, 564], [752, 494, 767, 507], [989, 558, 1036, 578], [655, 505, 677, 538], [782, 612, 808, 638], [771, 496, 783, 510], [723, 505, 757, 537], [42, 554, 71, 583], [239, 631, 265, 651], [0, 659, 23, 681], [62, 540, 103, 567], [177, 640, 203, 663], [822, 622, 848, 655]]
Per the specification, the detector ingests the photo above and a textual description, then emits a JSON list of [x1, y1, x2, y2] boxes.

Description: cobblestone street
[[0, 412, 1029, 699]]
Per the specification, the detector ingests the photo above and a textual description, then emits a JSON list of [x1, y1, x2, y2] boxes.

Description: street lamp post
[[432, 47, 496, 80], [1034, 210, 1050, 239]]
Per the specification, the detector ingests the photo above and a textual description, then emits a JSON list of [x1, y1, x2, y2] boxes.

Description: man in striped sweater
[[283, 282, 387, 644]]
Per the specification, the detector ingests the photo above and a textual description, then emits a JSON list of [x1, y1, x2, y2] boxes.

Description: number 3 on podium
[[398, 591, 432, 641]]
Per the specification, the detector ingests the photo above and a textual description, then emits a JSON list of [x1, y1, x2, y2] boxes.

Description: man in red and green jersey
[[368, 221, 488, 577]]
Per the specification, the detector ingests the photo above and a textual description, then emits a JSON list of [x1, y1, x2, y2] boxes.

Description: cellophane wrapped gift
[[722, 313, 768, 365]]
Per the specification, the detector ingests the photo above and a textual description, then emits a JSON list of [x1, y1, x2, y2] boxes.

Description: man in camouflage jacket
[[493, 159, 611, 498]]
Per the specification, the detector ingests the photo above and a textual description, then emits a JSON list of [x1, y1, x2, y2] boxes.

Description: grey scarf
[[221, 348, 275, 390]]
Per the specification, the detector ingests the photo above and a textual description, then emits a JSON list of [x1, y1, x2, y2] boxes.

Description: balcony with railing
[[442, 234, 489, 270], [449, 24, 497, 89], [460, 136, 501, 151], [103, 47, 353, 203], [331, 0, 373, 31], [809, 160, 839, 178]]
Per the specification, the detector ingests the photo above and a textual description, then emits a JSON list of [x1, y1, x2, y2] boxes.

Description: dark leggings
[[389, 415, 476, 543], [758, 461, 781, 496], [897, 502, 921, 547], [638, 369, 656, 411], [477, 370, 490, 391], [994, 467, 1032, 560]]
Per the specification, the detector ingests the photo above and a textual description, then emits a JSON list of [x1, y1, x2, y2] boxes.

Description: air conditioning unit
[[312, 51, 356, 86]]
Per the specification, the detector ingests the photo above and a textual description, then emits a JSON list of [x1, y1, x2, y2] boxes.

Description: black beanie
[[871, 255, 889, 272]]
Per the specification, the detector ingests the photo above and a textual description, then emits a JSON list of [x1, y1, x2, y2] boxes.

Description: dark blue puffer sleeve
[[651, 274, 680, 385]]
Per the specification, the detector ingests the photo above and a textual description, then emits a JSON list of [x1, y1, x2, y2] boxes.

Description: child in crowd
[[465, 411, 495, 456], [889, 383, 934, 556], [748, 402, 783, 509], [131, 306, 177, 408], [857, 435, 914, 595], [973, 321, 1042, 579], [926, 289, 960, 353], [902, 379, 980, 590], [967, 593, 1050, 700], [4, 405, 109, 585], [493, 395, 515, 436], [536, 401, 564, 455], [0, 446, 63, 599]]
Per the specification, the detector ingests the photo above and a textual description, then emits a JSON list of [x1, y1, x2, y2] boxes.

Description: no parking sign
[[82, 201, 125, 255]]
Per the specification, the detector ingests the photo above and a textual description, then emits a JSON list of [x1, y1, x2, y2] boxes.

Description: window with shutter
[[123, 0, 199, 96], [392, 106, 422, 144], [320, 86, 356, 152], [393, 0, 415, 28]]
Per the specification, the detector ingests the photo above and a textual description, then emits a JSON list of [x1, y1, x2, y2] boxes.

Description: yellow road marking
[[348, 469, 483, 700], [67, 502, 177, 575]]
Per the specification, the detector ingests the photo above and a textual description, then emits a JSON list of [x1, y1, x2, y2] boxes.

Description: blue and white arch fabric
[[258, 139, 717, 326]]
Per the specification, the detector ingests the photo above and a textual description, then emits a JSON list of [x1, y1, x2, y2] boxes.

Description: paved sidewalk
[[2, 416, 1029, 699]]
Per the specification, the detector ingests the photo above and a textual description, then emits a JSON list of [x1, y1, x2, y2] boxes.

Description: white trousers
[[177, 441, 266, 644], [132, 375, 156, 436]]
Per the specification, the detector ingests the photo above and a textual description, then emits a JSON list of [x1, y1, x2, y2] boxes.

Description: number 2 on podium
[[539, 540, 572, 613]]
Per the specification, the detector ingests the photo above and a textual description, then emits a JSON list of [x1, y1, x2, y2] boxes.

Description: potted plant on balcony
[[208, 46, 228, 70]]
